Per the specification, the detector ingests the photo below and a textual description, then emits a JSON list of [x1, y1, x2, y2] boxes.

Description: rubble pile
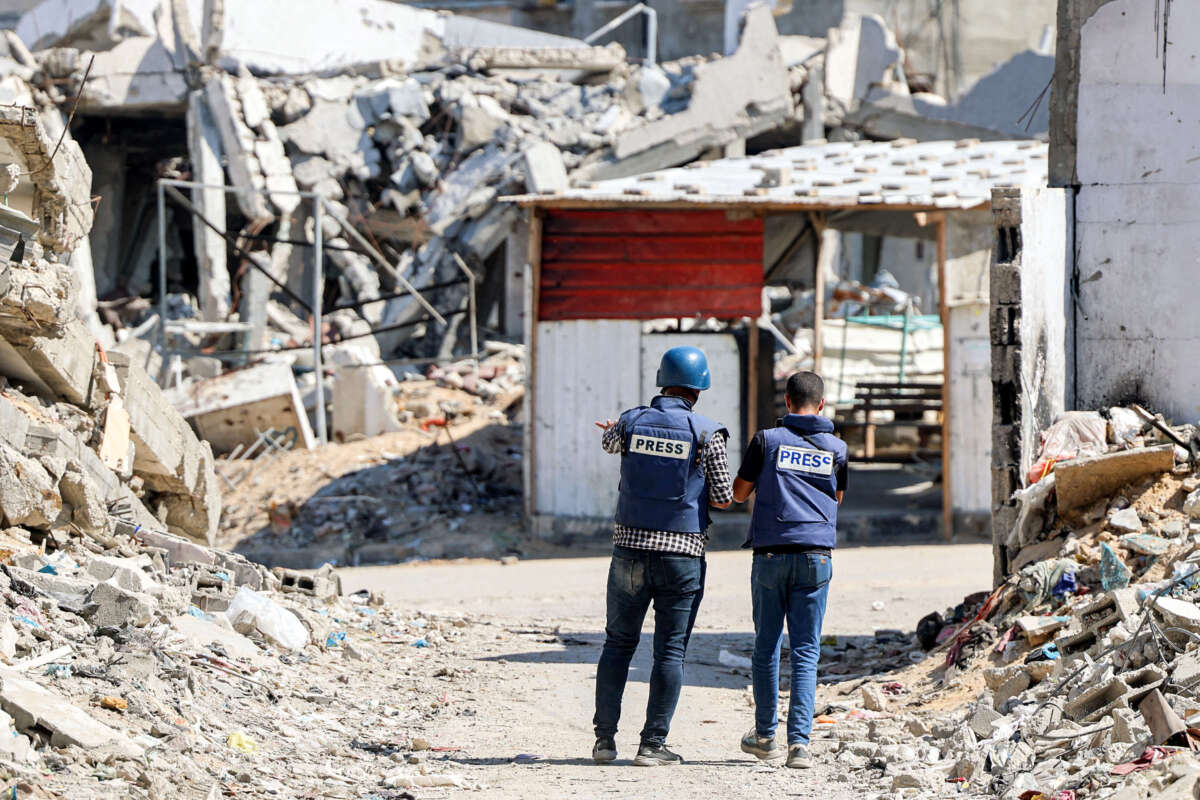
[[809, 406, 1200, 798], [217, 347, 527, 569], [0, 520, 480, 797]]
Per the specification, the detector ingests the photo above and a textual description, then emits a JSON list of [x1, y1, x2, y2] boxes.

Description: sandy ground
[[340, 543, 991, 798]]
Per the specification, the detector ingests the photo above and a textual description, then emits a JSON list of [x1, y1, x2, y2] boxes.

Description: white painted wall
[[532, 322, 744, 521], [1071, 0, 1200, 421]]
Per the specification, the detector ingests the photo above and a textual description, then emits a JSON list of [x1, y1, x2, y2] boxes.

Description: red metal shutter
[[538, 209, 763, 321]]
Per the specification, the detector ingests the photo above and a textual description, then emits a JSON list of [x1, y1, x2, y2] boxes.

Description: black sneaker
[[592, 737, 617, 764], [633, 743, 683, 766]]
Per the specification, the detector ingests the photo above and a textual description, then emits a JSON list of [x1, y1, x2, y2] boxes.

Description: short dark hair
[[786, 371, 824, 409]]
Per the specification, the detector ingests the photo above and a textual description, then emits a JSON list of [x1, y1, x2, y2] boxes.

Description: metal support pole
[[451, 253, 479, 381], [936, 217, 951, 542], [313, 198, 327, 447], [898, 299, 912, 385], [156, 182, 168, 359], [584, 2, 657, 63]]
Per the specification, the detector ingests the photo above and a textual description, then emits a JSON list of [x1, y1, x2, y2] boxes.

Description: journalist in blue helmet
[[732, 371, 847, 769], [590, 345, 733, 767]]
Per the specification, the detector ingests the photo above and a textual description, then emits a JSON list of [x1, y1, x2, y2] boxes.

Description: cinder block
[[1064, 677, 1129, 723], [1121, 664, 1167, 704], [990, 344, 1022, 385], [991, 424, 1020, 458], [1080, 589, 1140, 635], [1056, 627, 1099, 658], [274, 567, 339, 599], [989, 305, 1020, 346], [991, 465, 1020, 509]]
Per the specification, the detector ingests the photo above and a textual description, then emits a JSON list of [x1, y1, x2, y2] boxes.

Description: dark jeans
[[593, 545, 706, 747], [751, 551, 832, 745]]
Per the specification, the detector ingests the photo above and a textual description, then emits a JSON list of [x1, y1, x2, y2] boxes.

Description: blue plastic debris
[[44, 664, 72, 679], [187, 606, 206, 619], [13, 615, 38, 629], [326, 632, 347, 648], [411, 638, 429, 648], [1051, 570, 1077, 598], [1100, 543, 1132, 591], [214, 571, 230, 582], [36, 564, 57, 575]]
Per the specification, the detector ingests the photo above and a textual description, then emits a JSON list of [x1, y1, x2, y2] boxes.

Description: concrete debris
[[806, 405, 1200, 797]]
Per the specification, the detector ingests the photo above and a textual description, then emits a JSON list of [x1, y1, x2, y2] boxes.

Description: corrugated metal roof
[[507, 138, 1048, 211]]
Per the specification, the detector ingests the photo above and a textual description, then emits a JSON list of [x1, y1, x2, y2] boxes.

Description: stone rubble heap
[[0, 518, 477, 798], [811, 406, 1200, 798]]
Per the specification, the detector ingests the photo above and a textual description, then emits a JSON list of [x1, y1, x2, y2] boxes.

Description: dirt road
[[342, 543, 991, 798]]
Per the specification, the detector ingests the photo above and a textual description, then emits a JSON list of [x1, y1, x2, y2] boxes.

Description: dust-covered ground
[[340, 543, 992, 798]]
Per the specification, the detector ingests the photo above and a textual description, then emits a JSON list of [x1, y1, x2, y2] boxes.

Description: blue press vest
[[614, 395, 727, 534], [747, 414, 846, 549]]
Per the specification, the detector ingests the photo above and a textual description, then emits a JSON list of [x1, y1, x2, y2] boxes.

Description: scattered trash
[[226, 731, 260, 754], [227, 587, 310, 651], [871, 600, 887, 611], [411, 638, 430, 649], [98, 696, 127, 712]]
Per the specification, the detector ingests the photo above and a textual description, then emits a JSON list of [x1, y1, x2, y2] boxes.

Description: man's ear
[[817, 398, 826, 413]]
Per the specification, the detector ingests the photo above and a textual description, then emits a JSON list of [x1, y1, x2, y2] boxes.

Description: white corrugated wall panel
[[534, 320, 642, 518]]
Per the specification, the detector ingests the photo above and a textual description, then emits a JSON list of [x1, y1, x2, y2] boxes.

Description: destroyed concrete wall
[[989, 185, 1074, 583], [1051, 0, 1200, 422]]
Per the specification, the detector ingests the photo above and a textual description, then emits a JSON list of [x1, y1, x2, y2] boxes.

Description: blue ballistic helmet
[[656, 346, 711, 391]]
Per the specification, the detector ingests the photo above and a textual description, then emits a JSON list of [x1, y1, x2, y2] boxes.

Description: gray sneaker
[[592, 737, 617, 764], [633, 743, 683, 766], [786, 743, 813, 769], [740, 729, 784, 761]]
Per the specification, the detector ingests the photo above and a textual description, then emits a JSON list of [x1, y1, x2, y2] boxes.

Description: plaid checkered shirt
[[601, 422, 733, 557]]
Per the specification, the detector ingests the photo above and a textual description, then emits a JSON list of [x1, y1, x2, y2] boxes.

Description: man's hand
[[594, 419, 617, 431]]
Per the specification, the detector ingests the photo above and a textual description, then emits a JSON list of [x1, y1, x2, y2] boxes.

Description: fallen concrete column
[[204, 73, 272, 222], [463, 42, 625, 73], [167, 361, 316, 455], [186, 89, 232, 322]]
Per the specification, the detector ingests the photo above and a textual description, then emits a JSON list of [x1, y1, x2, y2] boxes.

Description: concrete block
[[0, 393, 28, 450], [1055, 626, 1099, 659], [274, 567, 339, 599], [1, 318, 97, 407], [1151, 596, 1200, 632], [1121, 664, 1167, 704], [1184, 488, 1200, 519], [968, 704, 1002, 738], [161, 441, 220, 546], [85, 579, 154, 628], [1079, 589, 1139, 634], [6, 566, 93, 606], [1174, 652, 1200, 690], [1108, 507, 1144, 533], [0, 670, 143, 757], [995, 670, 1031, 707], [126, 523, 216, 567], [521, 141, 567, 194], [1055, 445, 1175, 513], [170, 614, 260, 662], [168, 362, 314, 455], [84, 555, 158, 595], [108, 351, 204, 495], [1064, 677, 1129, 723], [58, 463, 110, 535], [0, 443, 61, 529]]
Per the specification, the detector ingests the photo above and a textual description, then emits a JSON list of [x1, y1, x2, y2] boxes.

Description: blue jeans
[[593, 546, 706, 746], [751, 551, 832, 745]]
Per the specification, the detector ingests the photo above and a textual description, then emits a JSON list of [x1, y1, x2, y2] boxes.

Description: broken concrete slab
[[0, 317, 97, 407], [168, 361, 316, 455], [1055, 444, 1176, 513], [84, 554, 159, 595], [1108, 507, 1143, 533], [823, 13, 904, 111], [79, 35, 188, 112], [85, 579, 154, 627], [170, 613, 261, 662], [521, 141, 568, 194], [601, 6, 793, 179], [59, 462, 110, 535], [161, 440, 220, 548], [278, 97, 381, 180], [465, 42, 625, 75], [204, 73, 272, 222], [0, 669, 143, 757], [325, 344, 403, 442], [0, 105, 92, 254], [0, 443, 61, 529], [127, 523, 216, 568]]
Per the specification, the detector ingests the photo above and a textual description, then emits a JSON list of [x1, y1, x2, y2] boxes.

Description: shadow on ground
[[479, 631, 917, 690]]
